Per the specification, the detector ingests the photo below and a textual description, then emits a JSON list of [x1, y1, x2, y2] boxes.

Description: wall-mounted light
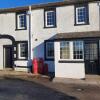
[[35, 39, 38, 41]]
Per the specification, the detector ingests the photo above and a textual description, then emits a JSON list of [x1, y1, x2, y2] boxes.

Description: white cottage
[[0, 0, 100, 79]]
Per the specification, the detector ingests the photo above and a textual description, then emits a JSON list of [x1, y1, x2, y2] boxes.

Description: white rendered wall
[[57, 3, 99, 33], [0, 13, 29, 40], [0, 39, 12, 69], [31, 2, 99, 72], [0, 2, 99, 72], [0, 13, 28, 68], [54, 42, 85, 79]]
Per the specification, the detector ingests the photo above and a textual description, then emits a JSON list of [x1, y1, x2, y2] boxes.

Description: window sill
[[16, 58, 28, 60], [44, 26, 57, 29], [74, 23, 90, 26], [59, 60, 84, 63], [15, 28, 27, 31]]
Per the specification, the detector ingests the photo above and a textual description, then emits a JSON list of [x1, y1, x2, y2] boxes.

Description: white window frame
[[46, 42, 54, 59], [59, 41, 84, 61], [76, 6, 87, 24], [45, 10, 55, 27], [73, 41, 84, 60], [17, 13, 26, 29], [18, 43, 27, 59]]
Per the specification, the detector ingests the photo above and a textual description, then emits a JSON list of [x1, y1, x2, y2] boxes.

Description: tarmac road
[[0, 77, 77, 100], [0, 76, 99, 100]]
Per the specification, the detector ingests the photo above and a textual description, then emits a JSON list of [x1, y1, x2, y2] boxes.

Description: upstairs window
[[75, 4, 89, 25], [44, 8, 56, 28], [16, 12, 27, 30]]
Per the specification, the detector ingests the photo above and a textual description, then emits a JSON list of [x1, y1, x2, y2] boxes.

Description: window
[[73, 41, 84, 59], [16, 12, 27, 30], [45, 42, 54, 60], [60, 41, 70, 59], [44, 8, 56, 28], [60, 41, 84, 60], [75, 4, 89, 25], [18, 42, 28, 59]]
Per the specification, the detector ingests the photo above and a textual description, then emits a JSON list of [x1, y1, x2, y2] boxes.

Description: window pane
[[16, 12, 26, 29], [76, 6, 88, 24], [46, 42, 54, 58], [18, 14, 26, 28], [19, 43, 27, 58], [45, 10, 55, 27], [60, 41, 70, 59], [73, 41, 84, 59]]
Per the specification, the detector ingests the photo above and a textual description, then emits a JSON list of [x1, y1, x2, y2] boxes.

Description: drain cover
[[76, 88, 84, 91]]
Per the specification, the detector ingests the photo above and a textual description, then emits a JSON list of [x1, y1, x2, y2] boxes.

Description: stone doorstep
[[53, 76, 100, 85]]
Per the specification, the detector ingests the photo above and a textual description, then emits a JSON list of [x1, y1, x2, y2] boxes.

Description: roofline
[[0, 0, 99, 13]]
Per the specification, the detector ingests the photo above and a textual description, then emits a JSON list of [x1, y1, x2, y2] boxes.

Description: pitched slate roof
[[53, 31, 100, 40], [0, 0, 99, 13]]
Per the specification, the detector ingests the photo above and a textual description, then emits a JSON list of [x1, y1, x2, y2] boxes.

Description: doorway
[[84, 41, 99, 74], [4, 45, 13, 68]]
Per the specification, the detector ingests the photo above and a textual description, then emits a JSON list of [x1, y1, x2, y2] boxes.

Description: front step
[[4, 68, 14, 71]]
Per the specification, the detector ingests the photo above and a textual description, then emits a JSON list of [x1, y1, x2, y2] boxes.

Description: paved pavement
[[53, 75, 100, 85], [0, 71, 100, 100]]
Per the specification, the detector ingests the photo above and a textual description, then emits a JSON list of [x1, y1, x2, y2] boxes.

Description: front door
[[4, 46, 13, 68], [84, 41, 99, 74]]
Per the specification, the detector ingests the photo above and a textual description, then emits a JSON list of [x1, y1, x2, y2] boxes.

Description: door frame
[[84, 40, 100, 75], [3, 45, 13, 69]]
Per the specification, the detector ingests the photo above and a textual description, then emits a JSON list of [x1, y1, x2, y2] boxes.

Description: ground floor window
[[73, 41, 84, 59], [60, 41, 70, 59], [45, 41, 54, 60], [18, 42, 28, 59], [60, 40, 84, 60]]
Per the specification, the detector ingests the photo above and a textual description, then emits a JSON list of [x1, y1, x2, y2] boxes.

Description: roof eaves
[[0, 0, 99, 13]]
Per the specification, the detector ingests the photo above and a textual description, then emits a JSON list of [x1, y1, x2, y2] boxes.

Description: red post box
[[33, 58, 38, 74]]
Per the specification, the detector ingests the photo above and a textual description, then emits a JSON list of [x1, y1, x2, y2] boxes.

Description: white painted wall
[[54, 42, 85, 79], [14, 61, 28, 72], [0, 39, 12, 69], [31, 2, 99, 72], [57, 3, 99, 33], [0, 2, 99, 72], [0, 12, 29, 69], [14, 61, 28, 67], [0, 13, 29, 40]]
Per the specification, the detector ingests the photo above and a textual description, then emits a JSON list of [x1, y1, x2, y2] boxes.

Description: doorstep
[[53, 75, 100, 85]]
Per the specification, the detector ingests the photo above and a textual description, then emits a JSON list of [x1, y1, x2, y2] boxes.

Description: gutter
[[27, 6, 33, 68]]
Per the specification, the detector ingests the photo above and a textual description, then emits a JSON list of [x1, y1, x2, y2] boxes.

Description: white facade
[[0, 1, 99, 78], [0, 12, 29, 71], [31, 2, 100, 74]]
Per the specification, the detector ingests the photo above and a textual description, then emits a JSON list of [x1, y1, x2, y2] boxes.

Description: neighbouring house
[[0, 0, 100, 79]]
